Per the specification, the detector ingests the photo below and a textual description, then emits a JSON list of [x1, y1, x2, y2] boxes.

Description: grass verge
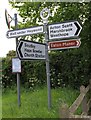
[[2, 86, 80, 118]]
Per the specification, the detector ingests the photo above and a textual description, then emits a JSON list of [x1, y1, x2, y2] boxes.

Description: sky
[[0, 0, 18, 57]]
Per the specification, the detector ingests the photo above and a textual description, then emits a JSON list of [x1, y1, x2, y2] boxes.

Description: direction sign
[[48, 21, 82, 40], [49, 39, 81, 50], [7, 26, 43, 38], [17, 39, 46, 60]]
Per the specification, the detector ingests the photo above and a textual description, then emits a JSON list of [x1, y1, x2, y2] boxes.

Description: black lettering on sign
[[33, 49, 42, 53], [24, 53, 34, 57], [51, 33, 68, 38], [10, 32, 16, 36], [24, 48, 32, 53], [17, 31, 26, 35], [62, 23, 73, 28], [35, 54, 45, 58], [24, 43, 35, 48], [50, 25, 61, 29]]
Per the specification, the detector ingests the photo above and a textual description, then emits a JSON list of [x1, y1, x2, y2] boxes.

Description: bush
[[2, 47, 91, 90]]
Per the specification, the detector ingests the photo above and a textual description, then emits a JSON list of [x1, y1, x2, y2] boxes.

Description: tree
[[6, 50, 16, 58], [3, 2, 90, 89]]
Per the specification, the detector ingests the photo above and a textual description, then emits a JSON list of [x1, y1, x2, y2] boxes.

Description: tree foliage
[[2, 2, 91, 90]]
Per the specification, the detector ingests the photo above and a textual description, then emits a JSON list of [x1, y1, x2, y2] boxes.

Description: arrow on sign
[[18, 41, 23, 58], [49, 39, 81, 50], [17, 39, 46, 60], [74, 22, 81, 36], [48, 21, 82, 40]]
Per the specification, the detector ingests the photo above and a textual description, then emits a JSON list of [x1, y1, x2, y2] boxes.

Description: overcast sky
[[0, 0, 18, 57]]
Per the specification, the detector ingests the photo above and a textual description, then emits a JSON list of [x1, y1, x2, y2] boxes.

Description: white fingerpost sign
[[7, 26, 43, 38], [17, 39, 46, 60], [48, 21, 82, 40]]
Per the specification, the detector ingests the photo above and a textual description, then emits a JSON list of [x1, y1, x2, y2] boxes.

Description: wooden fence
[[59, 80, 91, 118]]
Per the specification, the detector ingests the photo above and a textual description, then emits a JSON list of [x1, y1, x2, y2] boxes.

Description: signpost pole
[[14, 13, 21, 107], [44, 22, 51, 110], [40, 8, 51, 109]]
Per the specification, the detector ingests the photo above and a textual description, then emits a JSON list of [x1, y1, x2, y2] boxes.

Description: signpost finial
[[40, 7, 50, 24]]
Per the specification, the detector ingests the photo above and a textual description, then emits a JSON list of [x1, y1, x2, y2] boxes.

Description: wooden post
[[80, 85, 88, 115], [80, 85, 86, 93], [59, 103, 69, 118], [89, 79, 91, 112], [89, 79, 91, 90]]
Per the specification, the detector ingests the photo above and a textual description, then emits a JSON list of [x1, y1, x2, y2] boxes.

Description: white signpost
[[6, 7, 82, 109], [17, 39, 46, 60], [6, 26, 43, 38], [48, 21, 82, 40]]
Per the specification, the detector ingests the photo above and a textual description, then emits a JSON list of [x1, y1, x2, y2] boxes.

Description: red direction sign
[[49, 39, 81, 50]]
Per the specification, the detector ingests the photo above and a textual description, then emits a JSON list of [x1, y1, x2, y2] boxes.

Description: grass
[[2, 86, 80, 118]]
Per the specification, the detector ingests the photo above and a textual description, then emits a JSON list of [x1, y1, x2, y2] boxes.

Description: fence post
[[89, 79, 91, 111], [80, 85, 88, 115], [89, 79, 91, 90], [59, 103, 69, 118]]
